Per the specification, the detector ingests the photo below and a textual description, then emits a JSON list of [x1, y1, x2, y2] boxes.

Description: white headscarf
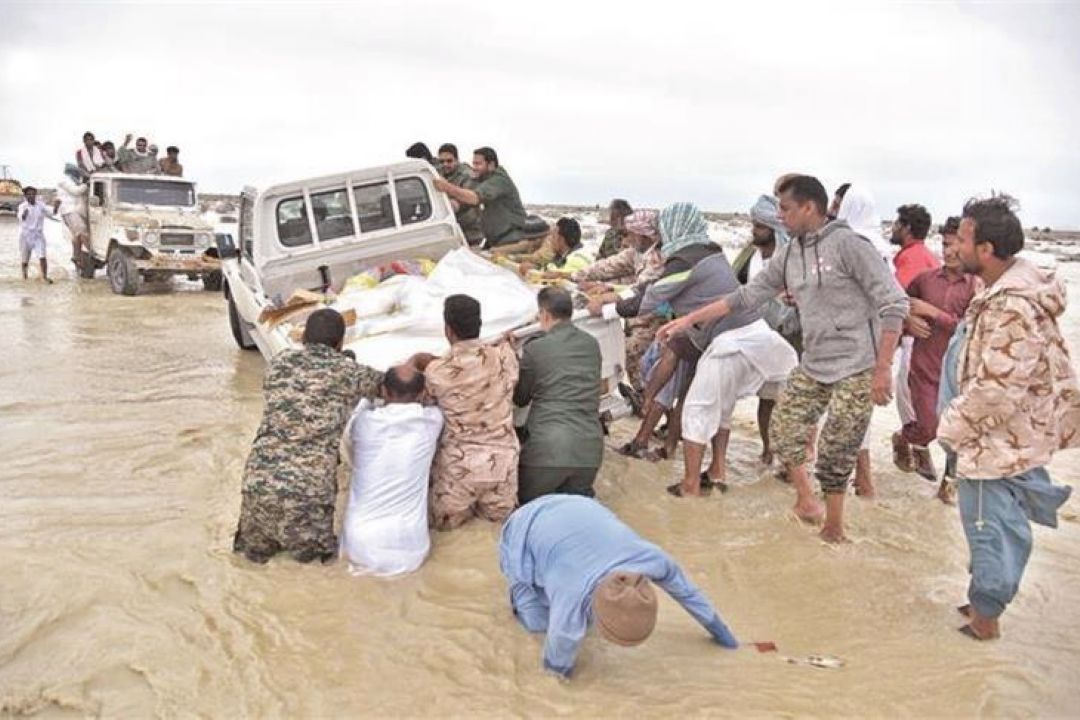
[[837, 185, 892, 261]]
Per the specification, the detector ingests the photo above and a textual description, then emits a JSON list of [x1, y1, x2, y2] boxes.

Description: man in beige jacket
[[938, 195, 1080, 641]]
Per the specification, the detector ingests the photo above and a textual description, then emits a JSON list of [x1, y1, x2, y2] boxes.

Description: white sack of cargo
[[334, 248, 538, 371]]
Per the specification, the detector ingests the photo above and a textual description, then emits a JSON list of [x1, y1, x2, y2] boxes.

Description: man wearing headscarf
[[415, 295, 520, 530], [56, 164, 89, 269], [834, 184, 902, 497], [499, 494, 738, 678], [658, 176, 909, 543], [728, 194, 801, 465], [591, 203, 757, 460], [574, 209, 664, 398]]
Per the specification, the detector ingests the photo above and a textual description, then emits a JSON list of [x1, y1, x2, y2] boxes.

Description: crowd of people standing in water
[[217, 142, 1079, 677]]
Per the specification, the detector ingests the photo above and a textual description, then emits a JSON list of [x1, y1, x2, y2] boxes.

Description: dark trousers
[[518, 465, 598, 505]]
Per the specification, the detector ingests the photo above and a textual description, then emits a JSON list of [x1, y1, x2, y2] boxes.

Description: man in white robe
[[341, 364, 443, 577]]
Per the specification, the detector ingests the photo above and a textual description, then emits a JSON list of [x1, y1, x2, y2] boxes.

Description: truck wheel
[[202, 270, 223, 292], [78, 250, 96, 279], [228, 293, 256, 350], [107, 246, 139, 296]]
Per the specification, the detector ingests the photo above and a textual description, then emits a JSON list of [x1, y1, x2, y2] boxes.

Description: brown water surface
[[2, 218, 1079, 717]]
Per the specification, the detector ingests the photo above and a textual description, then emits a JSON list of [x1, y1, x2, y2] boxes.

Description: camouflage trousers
[[233, 489, 337, 563], [771, 367, 873, 494], [625, 316, 664, 393]]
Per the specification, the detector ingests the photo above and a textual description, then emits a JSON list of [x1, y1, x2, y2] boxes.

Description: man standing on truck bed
[[432, 146, 526, 248], [159, 146, 183, 177], [233, 308, 384, 564]]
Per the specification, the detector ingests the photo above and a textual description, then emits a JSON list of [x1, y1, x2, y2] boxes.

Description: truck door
[[88, 180, 108, 257], [237, 188, 260, 290]]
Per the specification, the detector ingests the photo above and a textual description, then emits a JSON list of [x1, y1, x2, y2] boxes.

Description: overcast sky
[[2, 1, 1079, 227]]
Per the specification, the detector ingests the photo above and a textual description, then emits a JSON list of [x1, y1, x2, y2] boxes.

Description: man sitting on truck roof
[[159, 146, 183, 177], [233, 308, 384, 564], [412, 294, 520, 530], [432, 146, 527, 248], [118, 134, 159, 174]]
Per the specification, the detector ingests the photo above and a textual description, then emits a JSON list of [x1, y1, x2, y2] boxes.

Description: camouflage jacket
[[938, 258, 1080, 479], [242, 344, 383, 499], [597, 227, 623, 259]]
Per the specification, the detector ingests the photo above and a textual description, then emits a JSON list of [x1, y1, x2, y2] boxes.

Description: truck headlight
[[195, 232, 211, 247], [144, 232, 159, 246]]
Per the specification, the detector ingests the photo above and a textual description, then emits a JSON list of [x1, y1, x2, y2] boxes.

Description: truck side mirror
[[88, 196, 102, 208], [216, 233, 239, 260]]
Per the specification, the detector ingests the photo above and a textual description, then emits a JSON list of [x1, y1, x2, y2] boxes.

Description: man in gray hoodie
[[658, 175, 908, 542]]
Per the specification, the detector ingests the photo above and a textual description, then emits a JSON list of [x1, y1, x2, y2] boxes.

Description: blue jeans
[[958, 468, 1071, 618]]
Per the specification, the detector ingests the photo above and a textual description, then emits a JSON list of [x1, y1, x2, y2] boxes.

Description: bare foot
[[793, 499, 825, 524], [853, 475, 876, 500], [819, 524, 848, 543], [959, 611, 1000, 640], [937, 480, 957, 505], [761, 449, 774, 466]]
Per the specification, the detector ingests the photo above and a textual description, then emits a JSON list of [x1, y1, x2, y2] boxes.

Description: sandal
[[616, 441, 651, 459], [666, 483, 711, 498], [699, 472, 729, 494]]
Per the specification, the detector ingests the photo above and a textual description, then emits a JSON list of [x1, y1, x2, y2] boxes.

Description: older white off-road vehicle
[[220, 159, 629, 418], [75, 173, 221, 295]]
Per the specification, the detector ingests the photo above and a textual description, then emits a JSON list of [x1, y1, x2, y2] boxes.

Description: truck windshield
[[115, 179, 196, 207]]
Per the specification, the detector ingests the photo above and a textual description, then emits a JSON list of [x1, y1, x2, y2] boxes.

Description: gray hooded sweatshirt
[[725, 219, 908, 384]]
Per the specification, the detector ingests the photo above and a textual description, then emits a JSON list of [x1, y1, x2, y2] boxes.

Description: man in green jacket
[[433, 146, 527, 248], [436, 143, 484, 246], [514, 287, 604, 504]]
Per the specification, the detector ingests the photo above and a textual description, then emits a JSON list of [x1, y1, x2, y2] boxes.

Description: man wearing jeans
[[659, 175, 908, 542], [938, 194, 1078, 640]]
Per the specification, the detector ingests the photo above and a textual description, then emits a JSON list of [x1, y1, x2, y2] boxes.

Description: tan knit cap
[[592, 571, 658, 647]]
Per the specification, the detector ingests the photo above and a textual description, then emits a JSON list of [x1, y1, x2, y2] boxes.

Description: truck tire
[[107, 246, 139, 296], [202, 270, 223, 292], [228, 293, 256, 350], [78, 250, 96, 279]]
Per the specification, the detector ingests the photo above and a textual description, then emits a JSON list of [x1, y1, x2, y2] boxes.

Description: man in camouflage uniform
[[233, 308, 383, 564], [436, 143, 484, 246], [415, 294, 520, 530]]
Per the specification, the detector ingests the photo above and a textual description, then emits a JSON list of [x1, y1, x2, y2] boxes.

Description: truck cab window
[[311, 188, 355, 241], [395, 178, 432, 226], [276, 196, 312, 247], [352, 182, 396, 233]]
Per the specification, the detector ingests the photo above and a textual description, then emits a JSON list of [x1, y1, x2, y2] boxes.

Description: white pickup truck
[[219, 159, 629, 418]]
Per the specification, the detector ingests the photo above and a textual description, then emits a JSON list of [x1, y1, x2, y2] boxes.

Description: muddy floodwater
[[2, 216, 1080, 718]]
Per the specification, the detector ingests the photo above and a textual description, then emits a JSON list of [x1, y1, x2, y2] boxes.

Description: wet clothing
[[426, 339, 520, 529], [938, 258, 1080, 479], [938, 325, 1073, 620], [893, 241, 940, 291], [515, 322, 603, 495], [441, 161, 483, 245], [901, 268, 977, 447], [475, 166, 526, 246], [499, 495, 738, 677], [518, 466, 598, 505], [624, 315, 665, 393], [725, 219, 909, 385], [682, 320, 798, 444], [771, 366, 874, 494], [341, 400, 443, 576], [233, 344, 383, 562]]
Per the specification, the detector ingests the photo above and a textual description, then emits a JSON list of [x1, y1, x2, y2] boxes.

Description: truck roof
[[242, 159, 434, 200], [92, 173, 196, 183]]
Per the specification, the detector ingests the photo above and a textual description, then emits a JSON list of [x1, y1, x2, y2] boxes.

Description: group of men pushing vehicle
[[228, 151, 1080, 674]]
